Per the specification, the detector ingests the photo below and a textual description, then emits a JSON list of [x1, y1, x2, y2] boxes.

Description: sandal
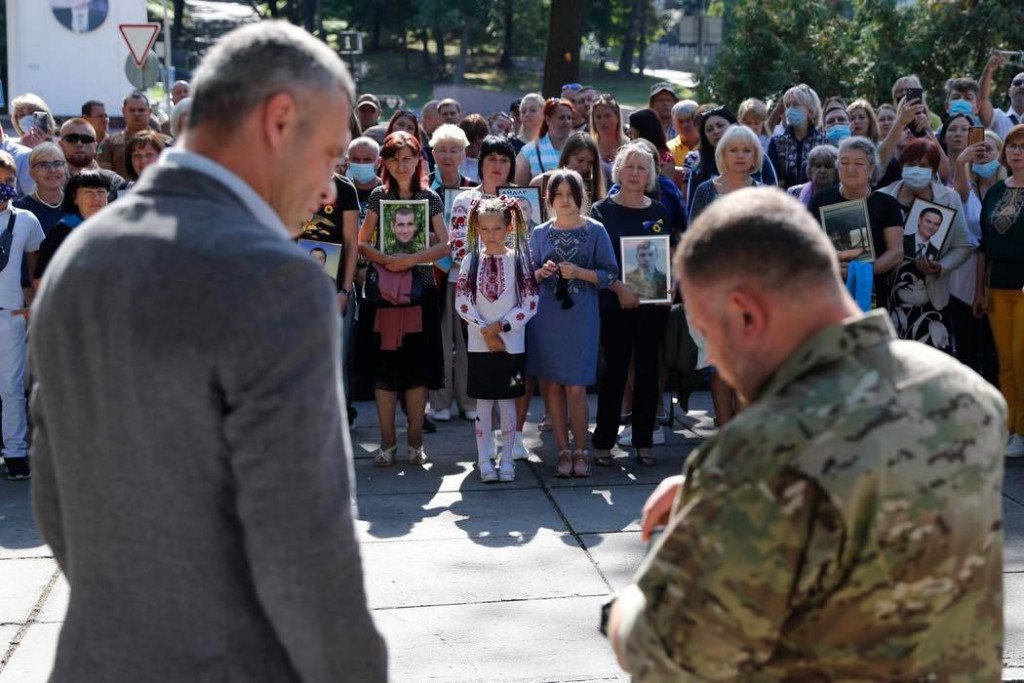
[[554, 449, 573, 477], [635, 447, 656, 467], [407, 445, 428, 466], [593, 448, 614, 467], [572, 449, 592, 478], [373, 445, 397, 467], [538, 415, 553, 432]]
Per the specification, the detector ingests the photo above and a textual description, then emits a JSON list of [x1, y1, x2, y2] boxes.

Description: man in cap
[[356, 93, 382, 131], [603, 187, 1005, 681], [649, 81, 680, 140]]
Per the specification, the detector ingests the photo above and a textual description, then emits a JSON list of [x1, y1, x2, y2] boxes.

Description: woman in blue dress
[[527, 169, 618, 478]]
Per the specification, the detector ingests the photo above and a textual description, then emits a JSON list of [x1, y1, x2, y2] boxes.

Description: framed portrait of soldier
[[903, 198, 957, 261], [297, 239, 342, 284], [818, 198, 876, 263], [380, 199, 429, 256], [498, 186, 543, 230], [620, 235, 671, 304]]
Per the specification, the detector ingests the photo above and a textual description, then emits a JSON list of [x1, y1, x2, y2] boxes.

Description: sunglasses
[[560, 83, 582, 92], [62, 133, 96, 145]]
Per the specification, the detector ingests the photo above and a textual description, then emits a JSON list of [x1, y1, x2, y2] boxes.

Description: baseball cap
[[357, 94, 381, 111], [649, 82, 679, 102]]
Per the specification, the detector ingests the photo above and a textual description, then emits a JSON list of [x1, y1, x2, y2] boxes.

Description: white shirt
[[0, 206, 44, 309], [991, 107, 1024, 139], [453, 250, 538, 354]]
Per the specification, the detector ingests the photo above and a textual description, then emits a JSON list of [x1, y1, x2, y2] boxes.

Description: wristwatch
[[501, 320, 512, 333]]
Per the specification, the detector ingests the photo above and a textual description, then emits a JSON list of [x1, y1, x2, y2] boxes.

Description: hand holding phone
[[32, 111, 50, 136], [905, 87, 924, 105]]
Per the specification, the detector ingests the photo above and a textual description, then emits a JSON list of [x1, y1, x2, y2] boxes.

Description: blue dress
[[526, 218, 618, 385]]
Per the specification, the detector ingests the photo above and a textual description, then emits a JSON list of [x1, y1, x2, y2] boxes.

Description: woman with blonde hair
[[848, 99, 880, 142], [10, 93, 57, 148], [689, 125, 764, 221], [766, 83, 827, 188], [590, 93, 629, 167], [510, 93, 544, 153], [737, 97, 770, 150]]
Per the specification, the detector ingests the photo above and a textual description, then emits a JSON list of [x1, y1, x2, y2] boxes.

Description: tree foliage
[[702, 0, 1024, 110]]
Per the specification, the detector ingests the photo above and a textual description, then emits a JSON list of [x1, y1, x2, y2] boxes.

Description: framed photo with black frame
[[818, 198, 876, 263]]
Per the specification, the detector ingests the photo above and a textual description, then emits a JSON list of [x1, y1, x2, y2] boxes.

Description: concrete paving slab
[[0, 482, 48, 560], [357, 488, 567, 543], [35, 574, 68, 624], [580, 532, 648, 593], [362, 535, 608, 610], [549, 485, 656, 535], [372, 596, 626, 682], [353, 457, 538, 497], [1006, 474, 1024, 508], [1006, 573, 1024, 672], [0, 559, 56, 626], [0, 622, 59, 682]]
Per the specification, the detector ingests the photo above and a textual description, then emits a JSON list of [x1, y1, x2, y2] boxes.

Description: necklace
[[32, 189, 62, 209]]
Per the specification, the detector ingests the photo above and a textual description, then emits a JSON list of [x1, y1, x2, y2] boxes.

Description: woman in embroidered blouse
[[514, 98, 575, 186], [527, 169, 617, 477], [976, 123, 1024, 457], [356, 131, 450, 468]]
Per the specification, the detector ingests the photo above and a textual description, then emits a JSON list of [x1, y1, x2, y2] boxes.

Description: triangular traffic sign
[[119, 23, 161, 69]]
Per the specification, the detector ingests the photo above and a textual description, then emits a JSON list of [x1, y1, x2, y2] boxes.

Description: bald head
[[675, 187, 840, 296]]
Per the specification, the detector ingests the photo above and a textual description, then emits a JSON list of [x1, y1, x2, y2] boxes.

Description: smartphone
[[905, 87, 924, 104], [969, 126, 985, 146], [32, 111, 50, 135]]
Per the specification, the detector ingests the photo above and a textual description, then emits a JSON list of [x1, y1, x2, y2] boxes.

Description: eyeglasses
[[31, 160, 66, 171], [62, 133, 96, 145], [560, 83, 582, 92], [1006, 142, 1024, 153]]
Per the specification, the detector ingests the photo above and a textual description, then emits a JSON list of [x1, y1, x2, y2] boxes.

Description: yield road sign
[[120, 23, 161, 68]]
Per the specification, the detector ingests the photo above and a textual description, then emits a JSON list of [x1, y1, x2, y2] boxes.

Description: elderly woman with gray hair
[[787, 144, 838, 206], [589, 141, 671, 467]]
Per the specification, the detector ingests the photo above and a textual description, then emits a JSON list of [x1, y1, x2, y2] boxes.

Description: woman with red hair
[[356, 131, 450, 467], [879, 137, 972, 351], [514, 97, 575, 186]]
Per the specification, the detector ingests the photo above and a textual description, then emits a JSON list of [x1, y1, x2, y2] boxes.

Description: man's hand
[[640, 474, 685, 541]]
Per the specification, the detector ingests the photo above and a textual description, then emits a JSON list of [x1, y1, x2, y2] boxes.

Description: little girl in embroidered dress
[[455, 197, 538, 482]]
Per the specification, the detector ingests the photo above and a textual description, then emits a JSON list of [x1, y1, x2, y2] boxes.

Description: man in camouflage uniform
[[604, 187, 1006, 681]]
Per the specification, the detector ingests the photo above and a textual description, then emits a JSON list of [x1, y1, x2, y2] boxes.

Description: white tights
[[474, 399, 517, 463]]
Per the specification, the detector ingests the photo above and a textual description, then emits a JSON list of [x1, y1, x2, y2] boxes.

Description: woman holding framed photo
[[356, 131, 450, 468], [878, 138, 972, 351], [976, 123, 1024, 457], [807, 137, 904, 306], [589, 142, 671, 467]]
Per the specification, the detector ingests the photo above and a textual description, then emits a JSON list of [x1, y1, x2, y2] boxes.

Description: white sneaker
[[479, 459, 498, 482], [463, 410, 478, 421], [512, 433, 530, 461], [498, 459, 515, 482], [431, 408, 451, 422], [617, 426, 665, 447], [1008, 434, 1024, 458]]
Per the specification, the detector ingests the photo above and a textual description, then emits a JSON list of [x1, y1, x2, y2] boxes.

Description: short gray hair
[[837, 136, 877, 167], [805, 144, 838, 170], [347, 136, 380, 158], [188, 21, 355, 132], [714, 125, 763, 176], [170, 97, 192, 138], [29, 141, 65, 166], [611, 141, 658, 193], [429, 123, 469, 148], [671, 99, 698, 119]]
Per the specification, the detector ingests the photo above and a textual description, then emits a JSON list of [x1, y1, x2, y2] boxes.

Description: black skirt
[[467, 352, 526, 400]]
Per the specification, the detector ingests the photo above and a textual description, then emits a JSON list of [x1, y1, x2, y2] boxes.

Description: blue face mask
[[0, 184, 17, 202], [972, 159, 1001, 178], [826, 125, 851, 145], [901, 166, 933, 189], [785, 107, 806, 126], [948, 99, 975, 118], [346, 162, 377, 184]]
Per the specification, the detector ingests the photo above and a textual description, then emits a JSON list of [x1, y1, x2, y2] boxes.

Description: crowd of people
[[15, 20, 1012, 681], [3, 50, 1024, 483]]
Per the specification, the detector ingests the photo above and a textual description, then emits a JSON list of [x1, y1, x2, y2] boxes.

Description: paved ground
[[2, 393, 1022, 681]]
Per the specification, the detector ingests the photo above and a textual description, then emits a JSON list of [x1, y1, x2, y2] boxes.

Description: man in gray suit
[[29, 21, 387, 682]]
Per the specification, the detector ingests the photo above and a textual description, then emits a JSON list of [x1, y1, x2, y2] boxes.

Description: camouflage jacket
[[616, 310, 1006, 682]]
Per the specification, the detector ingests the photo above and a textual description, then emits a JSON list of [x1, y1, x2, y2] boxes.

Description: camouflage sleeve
[[618, 470, 823, 680]]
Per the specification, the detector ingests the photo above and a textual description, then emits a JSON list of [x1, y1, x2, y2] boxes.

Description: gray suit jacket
[[30, 162, 387, 682]]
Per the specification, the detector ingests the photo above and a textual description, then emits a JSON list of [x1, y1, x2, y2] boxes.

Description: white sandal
[[373, 445, 397, 468], [407, 445, 428, 466]]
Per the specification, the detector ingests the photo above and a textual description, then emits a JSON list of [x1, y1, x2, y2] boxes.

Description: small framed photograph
[[298, 239, 342, 283], [819, 198, 876, 263], [620, 235, 671, 304], [443, 188, 462, 228], [498, 186, 543, 230], [904, 197, 957, 260], [380, 199, 429, 256]]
